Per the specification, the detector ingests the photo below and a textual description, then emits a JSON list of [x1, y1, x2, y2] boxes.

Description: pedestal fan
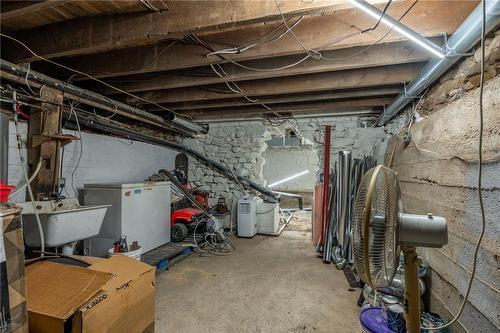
[[352, 165, 448, 333]]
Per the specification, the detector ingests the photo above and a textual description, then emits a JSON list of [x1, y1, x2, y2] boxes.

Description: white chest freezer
[[83, 181, 171, 257]]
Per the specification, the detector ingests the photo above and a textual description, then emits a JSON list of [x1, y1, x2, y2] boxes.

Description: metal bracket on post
[[442, 32, 475, 57]]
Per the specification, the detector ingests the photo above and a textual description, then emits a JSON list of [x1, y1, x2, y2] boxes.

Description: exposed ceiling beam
[[1, 1, 168, 32], [1, 1, 70, 19], [128, 63, 423, 106], [198, 110, 381, 122], [179, 98, 389, 120], [158, 87, 401, 111], [4, 0, 382, 62], [90, 40, 432, 95], [200, 110, 380, 122], [31, 1, 476, 79], [185, 98, 393, 114]]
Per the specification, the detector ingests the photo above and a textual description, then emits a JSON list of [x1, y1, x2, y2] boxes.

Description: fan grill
[[353, 166, 400, 289]]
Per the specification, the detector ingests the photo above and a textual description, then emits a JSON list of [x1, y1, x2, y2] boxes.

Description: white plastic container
[[237, 196, 262, 237], [107, 247, 142, 261], [256, 202, 280, 234]]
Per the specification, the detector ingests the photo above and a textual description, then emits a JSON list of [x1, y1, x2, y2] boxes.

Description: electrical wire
[[68, 101, 83, 197], [203, 0, 416, 72], [206, 16, 303, 57], [24, 62, 37, 95], [273, 0, 310, 53], [423, 0, 487, 329], [320, 0, 418, 62], [0, 33, 192, 119], [209, 63, 272, 111], [12, 91, 45, 257]]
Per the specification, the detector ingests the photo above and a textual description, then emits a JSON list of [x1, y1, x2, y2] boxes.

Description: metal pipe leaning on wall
[[323, 168, 337, 263], [0, 59, 207, 136], [62, 113, 280, 203], [333, 150, 352, 268], [377, 0, 500, 125]]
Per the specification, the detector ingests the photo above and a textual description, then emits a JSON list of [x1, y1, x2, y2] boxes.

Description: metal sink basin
[[18, 198, 110, 247]]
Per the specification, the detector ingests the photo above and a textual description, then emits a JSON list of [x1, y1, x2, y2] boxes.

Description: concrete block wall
[[7, 120, 177, 202]]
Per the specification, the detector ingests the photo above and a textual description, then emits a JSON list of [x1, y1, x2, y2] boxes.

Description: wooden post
[[27, 87, 63, 199]]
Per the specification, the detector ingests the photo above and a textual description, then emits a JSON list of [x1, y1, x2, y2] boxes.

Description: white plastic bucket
[[107, 247, 142, 261]]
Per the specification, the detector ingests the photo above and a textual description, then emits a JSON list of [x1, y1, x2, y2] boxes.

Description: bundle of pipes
[[320, 151, 376, 266], [0, 59, 207, 137]]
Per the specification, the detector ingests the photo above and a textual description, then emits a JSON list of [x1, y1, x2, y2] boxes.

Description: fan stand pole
[[402, 246, 421, 333]]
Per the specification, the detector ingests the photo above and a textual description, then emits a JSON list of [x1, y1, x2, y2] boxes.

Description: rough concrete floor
[[155, 212, 360, 333]]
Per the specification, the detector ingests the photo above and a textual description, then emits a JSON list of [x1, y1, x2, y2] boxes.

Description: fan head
[[352, 165, 401, 289]]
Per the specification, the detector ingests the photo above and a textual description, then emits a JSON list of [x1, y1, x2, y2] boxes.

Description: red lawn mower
[[159, 167, 228, 242], [170, 189, 210, 242]]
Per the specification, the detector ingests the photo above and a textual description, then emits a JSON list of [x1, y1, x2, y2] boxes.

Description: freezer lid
[[84, 181, 169, 189]]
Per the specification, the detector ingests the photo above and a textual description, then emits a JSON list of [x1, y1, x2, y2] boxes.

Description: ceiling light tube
[[268, 170, 310, 188], [349, 0, 446, 58]]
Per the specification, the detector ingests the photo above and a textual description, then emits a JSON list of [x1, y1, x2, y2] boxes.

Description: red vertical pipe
[[319, 125, 331, 247]]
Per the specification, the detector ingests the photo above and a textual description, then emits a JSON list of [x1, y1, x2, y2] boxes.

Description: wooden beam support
[[158, 87, 401, 111], [5, 0, 377, 62], [1, 1, 69, 19], [183, 97, 392, 114], [129, 63, 423, 106], [35, 1, 475, 79], [179, 99, 388, 120], [91, 40, 432, 95], [1, 1, 166, 31], [27, 87, 64, 199]]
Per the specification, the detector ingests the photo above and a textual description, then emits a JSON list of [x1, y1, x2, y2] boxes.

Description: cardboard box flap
[[26, 261, 112, 319], [88, 255, 154, 291]]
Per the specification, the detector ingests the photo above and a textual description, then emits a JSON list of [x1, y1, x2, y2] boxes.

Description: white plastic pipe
[[10, 157, 42, 197]]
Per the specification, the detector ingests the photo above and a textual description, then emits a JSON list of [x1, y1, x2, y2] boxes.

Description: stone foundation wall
[[181, 116, 387, 207], [182, 122, 271, 207], [384, 29, 500, 332]]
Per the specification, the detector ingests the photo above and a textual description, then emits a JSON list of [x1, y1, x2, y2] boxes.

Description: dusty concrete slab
[[155, 225, 360, 332]]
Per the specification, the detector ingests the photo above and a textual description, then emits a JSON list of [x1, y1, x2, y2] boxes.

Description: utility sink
[[18, 198, 110, 247]]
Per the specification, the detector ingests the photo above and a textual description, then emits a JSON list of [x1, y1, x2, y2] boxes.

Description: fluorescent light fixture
[[268, 170, 310, 188], [349, 0, 446, 58]]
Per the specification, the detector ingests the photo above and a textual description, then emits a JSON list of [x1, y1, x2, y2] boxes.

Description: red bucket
[[0, 181, 16, 202]]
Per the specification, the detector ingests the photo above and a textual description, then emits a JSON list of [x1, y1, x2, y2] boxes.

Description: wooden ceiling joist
[[89, 40, 432, 95], [26, 1, 476, 80], [1, 0, 162, 32], [179, 98, 389, 120], [4, 0, 381, 62], [1, 1, 70, 20], [189, 110, 382, 121], [161, 87, 401, 111], [0, 1, 479, 123], [127, 63, 424, 106]]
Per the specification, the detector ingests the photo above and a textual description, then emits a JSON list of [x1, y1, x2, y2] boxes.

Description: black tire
[[171, 223, 189, 242]]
